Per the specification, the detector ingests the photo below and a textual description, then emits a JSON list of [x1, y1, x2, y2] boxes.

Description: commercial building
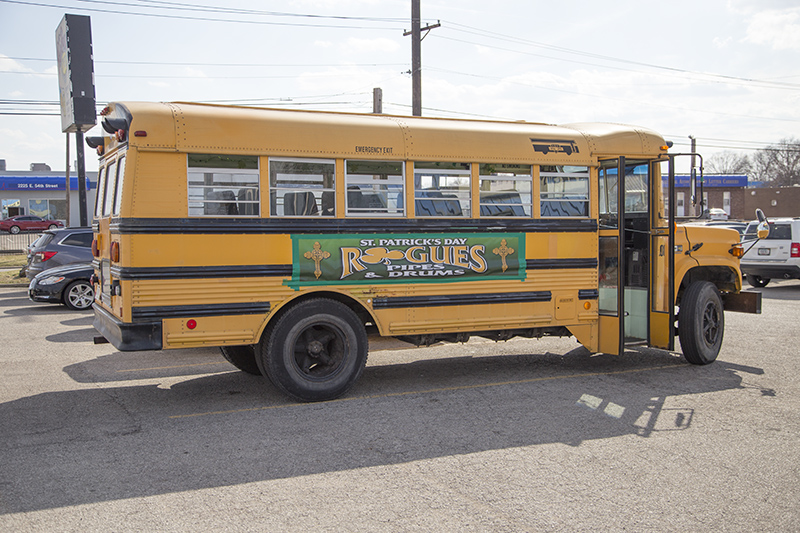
[[0, 160, 96, 227]]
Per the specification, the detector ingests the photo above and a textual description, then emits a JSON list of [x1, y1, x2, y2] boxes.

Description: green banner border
[[289, 232, 526, 289]]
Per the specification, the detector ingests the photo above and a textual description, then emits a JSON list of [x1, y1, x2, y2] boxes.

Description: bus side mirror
[[755, 208, 770, 239]]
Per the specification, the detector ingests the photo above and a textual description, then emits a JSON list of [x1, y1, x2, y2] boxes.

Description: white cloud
[[713, 36, 732, 48], [742, 8, 800, 50]]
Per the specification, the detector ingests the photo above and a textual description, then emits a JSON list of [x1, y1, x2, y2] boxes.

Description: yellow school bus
[[88, 102, 761, 401]]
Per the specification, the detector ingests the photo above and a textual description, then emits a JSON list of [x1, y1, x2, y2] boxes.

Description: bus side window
[[270, 158, 335, 217], [187, 154, 259, 217], [345, 160, 404, 217], [540, 165, 590, 218], [478, 163, 532, 217], [413, 161, 471, 218]]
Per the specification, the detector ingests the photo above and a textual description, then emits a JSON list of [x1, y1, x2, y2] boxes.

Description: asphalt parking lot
[[1, 281, 799, 531]]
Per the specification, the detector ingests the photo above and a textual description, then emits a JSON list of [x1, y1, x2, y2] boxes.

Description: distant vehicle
[[707, 208, 729, 221], [19, 233, 47, 277], [0, 215, 63, 234], [706, 221, 747, 236], [28, 262, 94, 310], [25, 227, 93, 280], [741, 217, 800, 287]]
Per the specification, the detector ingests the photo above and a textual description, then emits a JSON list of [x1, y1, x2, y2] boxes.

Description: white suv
[[741, 217, 800, 287]]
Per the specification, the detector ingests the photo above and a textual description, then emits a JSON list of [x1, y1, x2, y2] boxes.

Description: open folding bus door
[[598, 157, 670, 355]]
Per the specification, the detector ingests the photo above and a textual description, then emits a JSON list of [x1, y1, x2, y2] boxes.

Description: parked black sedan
[[28, 262, 95, 311]]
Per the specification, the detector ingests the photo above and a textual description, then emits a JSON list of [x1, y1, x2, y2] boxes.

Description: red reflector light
[[134, 130, 147, 137], [792, 243, 800, 258], [186, 319, 197, 330], [38, 251, 57, 261], [91, 239, 99, 257], [115, 129, 126, 142]]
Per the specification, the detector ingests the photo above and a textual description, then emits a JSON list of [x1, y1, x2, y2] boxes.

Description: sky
[[1, 0, 799, 173]]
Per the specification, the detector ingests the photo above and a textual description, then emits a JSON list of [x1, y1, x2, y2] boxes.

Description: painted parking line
[[169, 364, 684, 420], [115, 361, 230, 373]]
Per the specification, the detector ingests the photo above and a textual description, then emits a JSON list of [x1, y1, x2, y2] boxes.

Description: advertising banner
[[291, 233, 526, 287]]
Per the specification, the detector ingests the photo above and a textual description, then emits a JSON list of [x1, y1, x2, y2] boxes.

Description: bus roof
[[103, 101, 668, 165]]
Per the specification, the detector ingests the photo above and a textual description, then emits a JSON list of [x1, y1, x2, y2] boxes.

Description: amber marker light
[[584, 301, 592, 310], [110, 241, 120, 263], [91, 238, 99, 257]]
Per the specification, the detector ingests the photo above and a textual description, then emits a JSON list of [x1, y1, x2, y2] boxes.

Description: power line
[[440, 21, 800, 91], [0, 0, 404, 29], [4, 57, 407, 68], [425, 66, 800, 124], [432, 32, 800, 92]]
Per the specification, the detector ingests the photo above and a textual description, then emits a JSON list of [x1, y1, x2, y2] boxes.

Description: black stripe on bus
[[109, 217, 598, 235], [371, 291, 552, 310], [131, 302, 271, 321], [526, 258, 598, 270], [578, 289, 599, 300], [112, 265, 292, 280]]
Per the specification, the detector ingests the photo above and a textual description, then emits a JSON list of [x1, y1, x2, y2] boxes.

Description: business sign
[[0, 176, 93, 191], [290, 233, 526, 287], [666, 174, 748, 188], [56, 14, 96, 133]]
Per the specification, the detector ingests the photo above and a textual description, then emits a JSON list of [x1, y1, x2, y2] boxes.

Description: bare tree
[[751, 137, 800, 186], [705, 150, 751, 174]]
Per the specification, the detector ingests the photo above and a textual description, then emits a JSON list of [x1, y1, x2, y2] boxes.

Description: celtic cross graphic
[[492, 239, 514, 272], [304, 242, 331, 279]]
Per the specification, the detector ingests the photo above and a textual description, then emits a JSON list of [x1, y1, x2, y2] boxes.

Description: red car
[[0, 215, 64, 234]]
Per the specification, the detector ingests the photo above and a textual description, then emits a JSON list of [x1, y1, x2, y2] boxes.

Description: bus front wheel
[[220, 345, 262, 375], [678, 281, 724, 365], [258, 298, 368, 402]]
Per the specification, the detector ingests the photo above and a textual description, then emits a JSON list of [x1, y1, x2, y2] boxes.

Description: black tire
[[678, 281, 724, 365], [258, 298, 368, 402], [747, 275, 770, 288], [48, 224, 58, 230], [220, 345, 262, 375], [63, 280, 94, 310], [9, 225, 20, 234]]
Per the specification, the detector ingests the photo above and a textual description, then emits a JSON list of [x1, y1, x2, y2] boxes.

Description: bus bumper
[[722, 291, 762, 314], [93, 304, 163, 351]]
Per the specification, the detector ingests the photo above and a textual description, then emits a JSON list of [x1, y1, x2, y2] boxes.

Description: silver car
[[25, 227, 94, 280]]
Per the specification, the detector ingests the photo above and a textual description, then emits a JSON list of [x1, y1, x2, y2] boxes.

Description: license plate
[[758, 248, 770, 256]]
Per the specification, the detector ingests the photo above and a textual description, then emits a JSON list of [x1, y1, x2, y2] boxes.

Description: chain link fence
[[0, 232, 44, 254]]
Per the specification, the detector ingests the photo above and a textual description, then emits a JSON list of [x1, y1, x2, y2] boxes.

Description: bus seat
[[284, 191, 318, 216], [321, 191, 335, 216], [347, 188, 364, 210], [237, 187, 258, 216], [206, 190, 239, 215]]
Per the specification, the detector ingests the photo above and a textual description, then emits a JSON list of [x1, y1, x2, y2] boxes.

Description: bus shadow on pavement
[[0, 346, 764, 514]]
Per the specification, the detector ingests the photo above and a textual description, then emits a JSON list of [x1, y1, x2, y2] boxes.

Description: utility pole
[[404, 0, 440, 116], [689, 135, 698, 215], [373, 87, 383, 114]]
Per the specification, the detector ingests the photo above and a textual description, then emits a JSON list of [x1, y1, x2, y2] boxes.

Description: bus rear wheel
[[678, 281, 724, 365], [258, 298, 368, 402], [220, 345, 262, 375]]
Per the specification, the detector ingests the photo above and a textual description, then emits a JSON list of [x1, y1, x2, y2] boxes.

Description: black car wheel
[[63, 280, 94, 310], [747, 275, 770, 288]]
